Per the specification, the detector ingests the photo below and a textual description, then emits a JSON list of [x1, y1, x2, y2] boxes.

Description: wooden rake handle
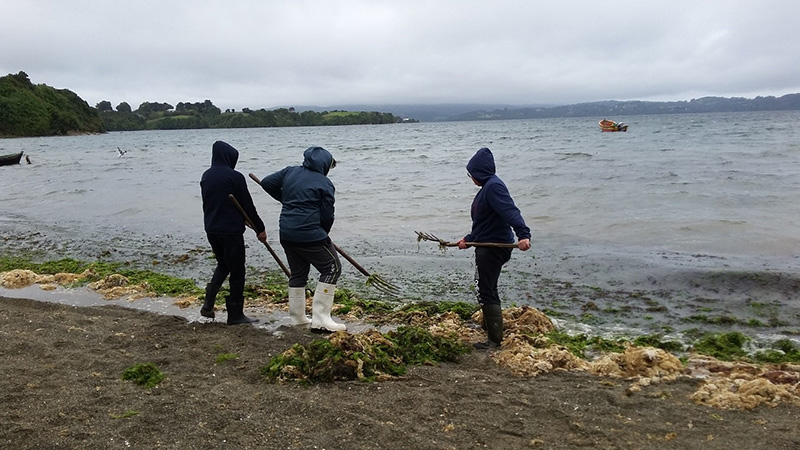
[[228, 194, 291, 278]]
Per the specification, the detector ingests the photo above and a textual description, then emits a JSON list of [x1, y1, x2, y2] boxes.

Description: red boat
[[599, 119, 628, 132]]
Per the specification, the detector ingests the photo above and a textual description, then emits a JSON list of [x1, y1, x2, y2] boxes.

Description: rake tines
[[415, 231, 457, 248], [416, 231, 521, 249], [365, 273, 402, 297], [332, 243, 402, 297]]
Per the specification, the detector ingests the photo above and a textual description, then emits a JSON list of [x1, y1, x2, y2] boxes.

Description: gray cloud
[[2, 0, 799, 110]]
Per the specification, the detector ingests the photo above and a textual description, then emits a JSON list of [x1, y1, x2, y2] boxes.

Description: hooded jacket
[[259, 146, 336, 244], [465, 147, 531, 244], [200, 141, 265, 235]]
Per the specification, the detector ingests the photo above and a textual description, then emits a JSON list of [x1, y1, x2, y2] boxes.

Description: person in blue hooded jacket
[[200, 140, 266, 325], [257, 146, 345, 333], [458, 147, 531, 349]]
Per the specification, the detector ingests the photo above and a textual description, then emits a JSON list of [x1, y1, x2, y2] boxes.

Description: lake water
[[2, 111, 799, 343]]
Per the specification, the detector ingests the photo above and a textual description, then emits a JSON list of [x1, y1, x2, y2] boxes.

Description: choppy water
[[2, 111, 799, 344]]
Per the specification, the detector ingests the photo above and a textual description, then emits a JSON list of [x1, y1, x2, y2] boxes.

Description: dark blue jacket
[[465, 147, 531, 244], [201, 141, 265, 235], [259, 146, 335, 244]]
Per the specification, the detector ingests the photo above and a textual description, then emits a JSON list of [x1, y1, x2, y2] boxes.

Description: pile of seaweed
[[262, 327, 471, 383]]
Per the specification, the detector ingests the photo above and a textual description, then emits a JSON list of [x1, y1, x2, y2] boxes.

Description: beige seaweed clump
[[0, 269, 39, 288], [486, 307, 686, 383], [490, 307, 587, 377], [87, 274, 153, 300], [493, 336, 590, 377], [687, 356, 800, 410], [0, 269, 91, 289], [691, 376, 800, 410], [472, 305, 557, 335], [427, 311, 483, 341], [589, 346, 685, 380], [0, 269, 152, 300]]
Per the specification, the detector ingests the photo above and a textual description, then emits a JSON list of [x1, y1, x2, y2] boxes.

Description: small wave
[[107, 207, 144, 216], [556, 152, 593, 160]]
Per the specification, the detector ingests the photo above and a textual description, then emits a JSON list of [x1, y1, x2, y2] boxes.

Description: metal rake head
[[415, 231, 447, 245], [365, 273, 402, 297]]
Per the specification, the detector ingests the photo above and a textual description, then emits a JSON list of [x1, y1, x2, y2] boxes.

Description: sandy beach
[[2, 294, 799, 449]]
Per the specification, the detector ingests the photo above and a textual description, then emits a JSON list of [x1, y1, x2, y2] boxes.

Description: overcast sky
[[2, 1, 799, 111]]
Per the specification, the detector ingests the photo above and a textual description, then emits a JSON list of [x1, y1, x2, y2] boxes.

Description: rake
[[415, 231, 521, 249], [247, 173, 401, 297]]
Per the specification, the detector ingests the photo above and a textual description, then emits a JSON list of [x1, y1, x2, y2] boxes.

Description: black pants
[[474, 247, 512, 306], [207, 233, 246, 301], [282, 241, 342, 288]]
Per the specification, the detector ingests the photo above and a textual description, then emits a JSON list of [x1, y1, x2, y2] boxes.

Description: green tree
[[0, 71, 104, 137]]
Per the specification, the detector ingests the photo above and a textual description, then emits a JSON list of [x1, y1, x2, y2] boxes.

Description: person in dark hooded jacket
[[200, 140, 266, 325], [257, 146, 345, 332], [458, 147, 531, 349]]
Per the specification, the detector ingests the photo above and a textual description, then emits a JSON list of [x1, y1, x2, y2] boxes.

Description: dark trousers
[[282, 241, 342, 288], [474, 247, 512, 306], [207, 233, 246, 301]]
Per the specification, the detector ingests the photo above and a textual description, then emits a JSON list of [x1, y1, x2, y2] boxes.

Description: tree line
[[98, 100, 411, 131], [0, 72, 414, 138]]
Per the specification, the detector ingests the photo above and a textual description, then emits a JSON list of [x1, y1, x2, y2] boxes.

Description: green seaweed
[[215, 353, 240, 364], [111, 411, 141, 419], [691, 332, 750, 361], [261, 326, 470, 383], [752, 339, 800, 364], [122, 362, 165, 388], [544, 330, 627, 358]]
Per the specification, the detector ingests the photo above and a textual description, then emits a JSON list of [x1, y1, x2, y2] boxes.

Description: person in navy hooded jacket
[[200, 140, 267, 325], [458, 147, 531, 349], [257, 146, 345, 333]]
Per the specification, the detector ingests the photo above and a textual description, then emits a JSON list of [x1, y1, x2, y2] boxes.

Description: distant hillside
[[0, 72, 105, 137], [291, 103, 539, 122], [447, 94, 800, 122]]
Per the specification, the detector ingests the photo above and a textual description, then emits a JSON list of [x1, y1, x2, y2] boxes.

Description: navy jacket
[[200, 141, 265, 235], [259, 146, 335, 244], [465, 147, 531, 244]]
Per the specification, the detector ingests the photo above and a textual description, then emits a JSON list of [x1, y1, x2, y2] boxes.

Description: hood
[[466, 147, 495, 184], [302, 146, 334, 175], [211, 140, 239, 169]]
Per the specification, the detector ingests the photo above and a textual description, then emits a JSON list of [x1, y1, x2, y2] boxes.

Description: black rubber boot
[[200, 283, 220, 319], [225, 296, 259, 325], [474, 304, 503, 350]]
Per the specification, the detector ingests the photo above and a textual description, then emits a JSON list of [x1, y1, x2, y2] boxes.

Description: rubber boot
[[474, 304, 503, 350], [288, 287, 311, 325], [225, 295, 259, 325], [311, 282, 346, 333], [200, 283, 220, 319]]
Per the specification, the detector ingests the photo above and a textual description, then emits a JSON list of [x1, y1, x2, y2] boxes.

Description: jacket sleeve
[[260, 168, 286, 203], [487, 183, 531, 241], [319, 182, 335, 234], [234, 173, 266, 234]]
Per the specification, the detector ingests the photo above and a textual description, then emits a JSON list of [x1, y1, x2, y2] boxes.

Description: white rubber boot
[[311, 282, 346, 332], [288, 287, 311, 325]]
